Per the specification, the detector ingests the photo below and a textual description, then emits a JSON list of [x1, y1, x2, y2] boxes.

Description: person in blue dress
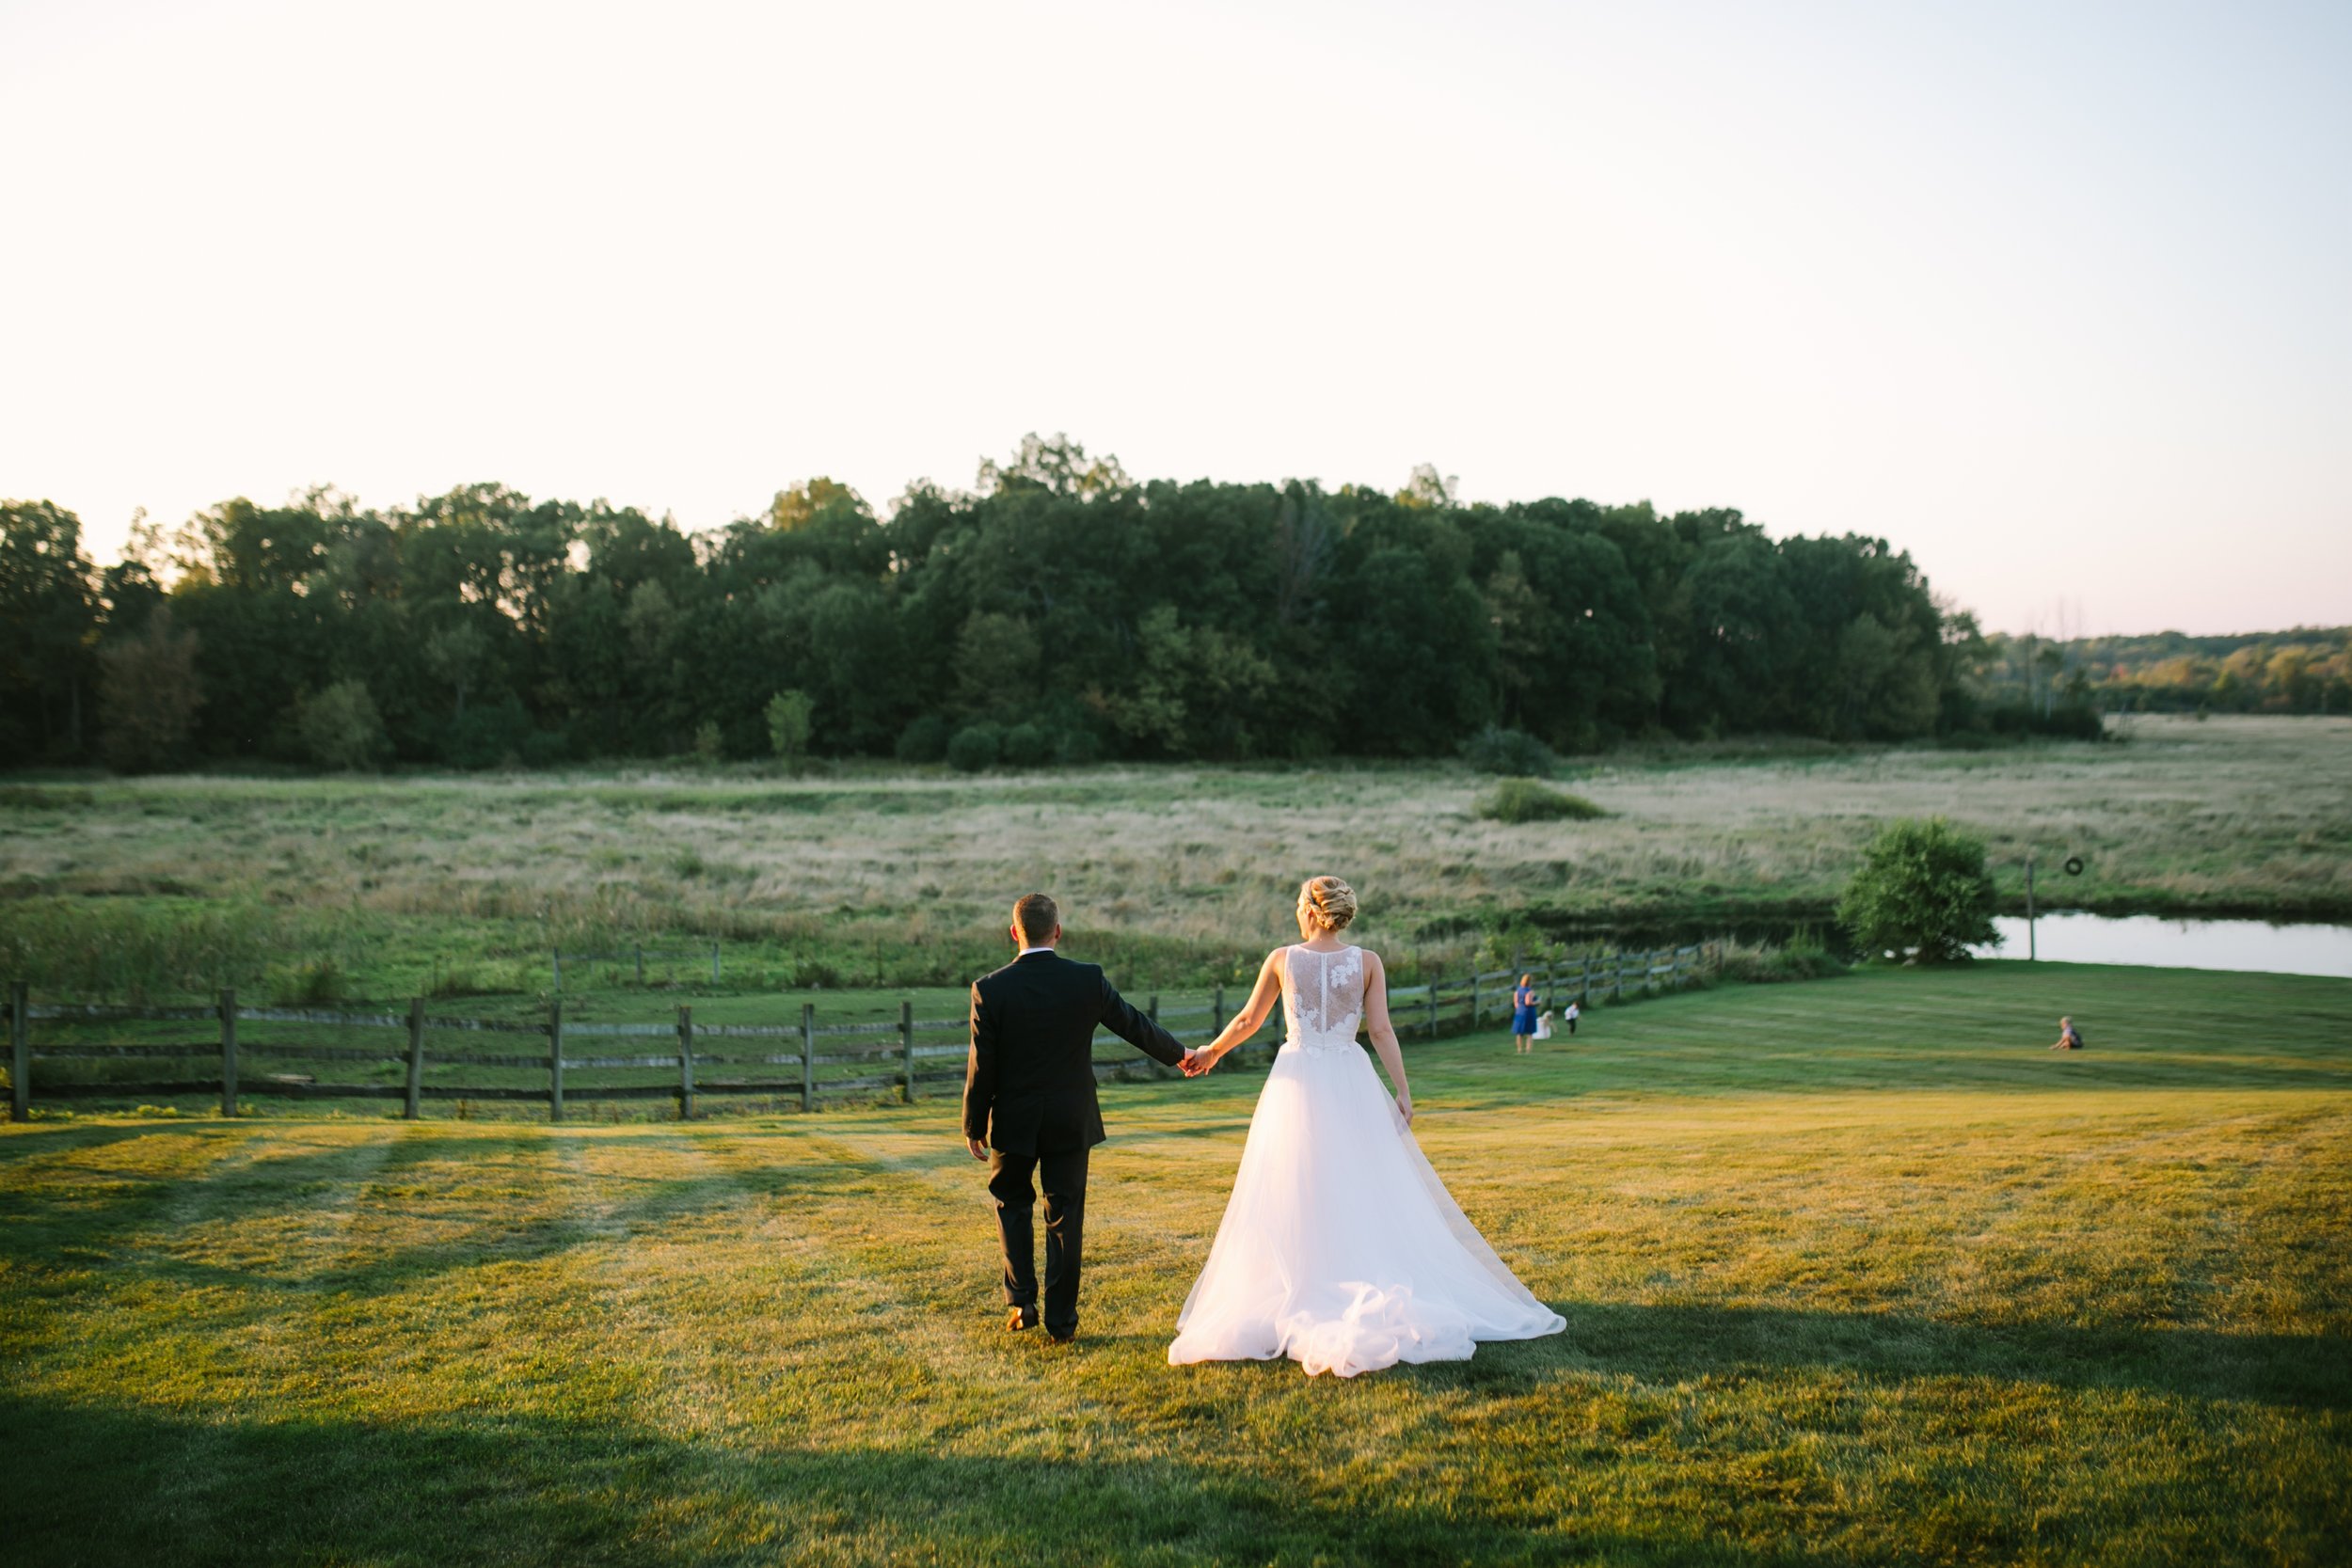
[[1511, 974, 1541, 1054]]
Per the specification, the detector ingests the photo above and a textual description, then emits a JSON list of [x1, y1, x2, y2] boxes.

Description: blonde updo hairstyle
[[1296, 876, 1359, 934]]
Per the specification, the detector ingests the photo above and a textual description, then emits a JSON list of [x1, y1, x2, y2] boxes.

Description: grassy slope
[[3, 962, 2347, 1566], [4, 715, 2349, 1000]]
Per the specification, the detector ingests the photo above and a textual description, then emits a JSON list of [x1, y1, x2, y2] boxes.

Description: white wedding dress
[[1168, 943, 1566, 1377]]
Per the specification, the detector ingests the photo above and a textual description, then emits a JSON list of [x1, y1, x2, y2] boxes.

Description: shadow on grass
[[1137, 1294, 2351, 1416], [1472, 1300, 2350, 1415], [1, 1389, 1874, 1568], [0, 1120, 930, 1307]]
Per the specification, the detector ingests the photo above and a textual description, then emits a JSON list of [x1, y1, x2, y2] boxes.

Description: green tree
[[296, 679, 390, 771], [0, 499, 100, 760], [98, 607, 203, 771], [765, 689, 815, 771], [1836, 818, 1999, 964], [952, 611, 1041, 716]]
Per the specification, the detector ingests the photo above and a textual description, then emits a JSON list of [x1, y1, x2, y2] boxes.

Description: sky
[[3, 0, 2346, 637]]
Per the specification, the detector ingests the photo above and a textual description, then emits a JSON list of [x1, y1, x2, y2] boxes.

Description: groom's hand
[[1180, 1047, 1211, 1077], [966, 1137, 988, 1162]]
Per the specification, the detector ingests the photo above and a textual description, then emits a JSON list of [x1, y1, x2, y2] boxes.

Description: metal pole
[[8, 981, 27, 1123], [678, 1005, 695, 1120], [2026, 857, 2037, 961], [219, 987, 238, 1117]]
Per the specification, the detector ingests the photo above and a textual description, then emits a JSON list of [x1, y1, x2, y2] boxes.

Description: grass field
[[5, 961, 2347, 1566], [5, 714, 2348, 1000]]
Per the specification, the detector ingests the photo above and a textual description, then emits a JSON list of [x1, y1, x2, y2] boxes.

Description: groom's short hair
[[1012, 893, 1058, 944]]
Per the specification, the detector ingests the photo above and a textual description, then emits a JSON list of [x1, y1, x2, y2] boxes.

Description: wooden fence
[[2, 945, 1717, 1123]]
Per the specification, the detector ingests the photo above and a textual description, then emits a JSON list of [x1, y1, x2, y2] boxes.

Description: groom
[[962, 893, 1196, 1343]]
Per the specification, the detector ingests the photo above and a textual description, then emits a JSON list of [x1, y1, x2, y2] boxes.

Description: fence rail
[[1, 945, 1718, 1125]]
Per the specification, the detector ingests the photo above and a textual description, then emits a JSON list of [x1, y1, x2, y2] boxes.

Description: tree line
[[6, 436, 2003, 771], [1980, 627, 2352, 718]]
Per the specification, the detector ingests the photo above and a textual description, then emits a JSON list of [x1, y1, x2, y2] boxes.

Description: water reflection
[[1971, 912, 2352, 979]]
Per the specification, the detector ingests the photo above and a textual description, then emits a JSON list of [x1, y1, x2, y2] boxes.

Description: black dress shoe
[[1006, 1306, 1039, 1332], [1045, 1325, 1076, 1344]]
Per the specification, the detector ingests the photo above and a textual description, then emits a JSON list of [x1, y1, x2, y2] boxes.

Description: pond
[[1969, 912, 2352, 979], [1534, 911, 2352, 980]]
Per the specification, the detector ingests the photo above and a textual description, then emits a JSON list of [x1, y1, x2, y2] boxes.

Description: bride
[[1168, 876, 1566, 1377]]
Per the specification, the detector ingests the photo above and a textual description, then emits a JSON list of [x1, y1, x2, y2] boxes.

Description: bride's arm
[[1360, 950, 1412, 1122], [1202, 949, 1284, 1065]]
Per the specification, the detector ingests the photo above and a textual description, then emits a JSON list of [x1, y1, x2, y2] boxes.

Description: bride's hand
[[1395, 1092, 1413, 1125]]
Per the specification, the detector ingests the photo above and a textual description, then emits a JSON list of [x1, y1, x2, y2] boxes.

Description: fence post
[[218, 987, 238, 1117], [634, 943, 645, 986], [405, 997, 425, 1120], [1470, 971, 1480, 1030], [548, 996, 564, 1123], [1212, 983, 1225, 1044], [898, 1000, 914, 1104], [800, 1003, 815, 1113], [8, 981, 26, 1123], [1426, 981, 1438, 1039], [710, 942, 721, 987], [678, 1005, 695, 1120], [552, 949, 562, 994]]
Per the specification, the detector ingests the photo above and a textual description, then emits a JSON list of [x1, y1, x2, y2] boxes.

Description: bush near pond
[[1837, 816, 2000, 963]]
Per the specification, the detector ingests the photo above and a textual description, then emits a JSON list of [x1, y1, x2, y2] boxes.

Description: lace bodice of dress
[[1280, 944, 1365, 1055]]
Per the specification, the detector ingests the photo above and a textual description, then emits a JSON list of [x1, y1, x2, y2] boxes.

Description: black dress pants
[[988, 1144, 1089, 1336]]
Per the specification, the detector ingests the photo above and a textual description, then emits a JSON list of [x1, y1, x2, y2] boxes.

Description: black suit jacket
[[962, 951, 1187, 1155]]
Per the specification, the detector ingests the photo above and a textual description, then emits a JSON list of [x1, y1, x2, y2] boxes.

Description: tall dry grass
[[4, 716, 2346, 995]]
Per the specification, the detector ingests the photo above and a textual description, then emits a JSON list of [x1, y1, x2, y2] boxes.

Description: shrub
[[269, 957, 346, 1006], [1461, 725, 1556, 778], [444, 696, 535, 770], [1054, 728, 1103, 767], [1475, 778, 1607, 823], [946, 721, 1004, 772], [895, 715, 951, 764], [297, 680, 390, 771], [765, 689, 815, 769], [691, 720, 725, 765], [1719, 929, 1845, 984], [1836, 817, 1999, 963], [1001, 721, 1053, 768], [1977, 702, 2106, 742]]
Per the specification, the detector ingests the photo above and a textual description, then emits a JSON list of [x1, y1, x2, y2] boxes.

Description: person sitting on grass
[[1511, 974, 1540, 1054], [2049, 1015, 2085, 1052]]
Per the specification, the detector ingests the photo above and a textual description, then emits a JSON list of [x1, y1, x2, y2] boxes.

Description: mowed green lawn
[[3, 962, 2347, 1567]]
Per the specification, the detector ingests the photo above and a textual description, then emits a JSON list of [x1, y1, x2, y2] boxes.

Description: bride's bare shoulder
[[1354, 944, 1386, 973]]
